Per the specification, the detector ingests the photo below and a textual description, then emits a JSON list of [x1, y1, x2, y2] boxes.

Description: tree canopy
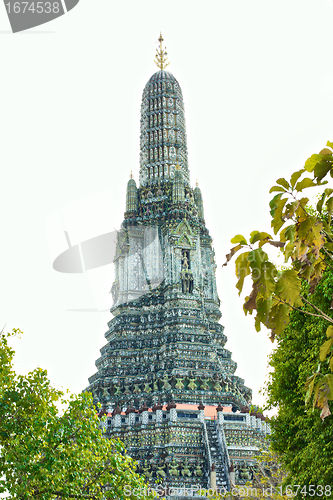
[[0, 328, 154, 500], [266, 269, 333, 492]]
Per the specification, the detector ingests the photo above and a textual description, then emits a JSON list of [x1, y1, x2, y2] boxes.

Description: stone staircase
[[206, 420, 229, 492]]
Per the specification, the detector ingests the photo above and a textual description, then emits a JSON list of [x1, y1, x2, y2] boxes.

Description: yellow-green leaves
[[235, 251, 250, 294], [295, 177, 316, 192], [223, 140, 333, 420], [290, 169, 305, 189], [231, 234, 248, 245], [270, 194, 288, 234], [320, 336, 333, 362], [306, 373, 333, 420], [275, 269, 302, 307], [276, 177, 290, 190], [269, 178, 290, 193], [297, 216, 324, 259], [305, 153, 325, 172]]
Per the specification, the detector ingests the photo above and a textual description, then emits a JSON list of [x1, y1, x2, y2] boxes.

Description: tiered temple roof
[[86, 35, 268, 497]]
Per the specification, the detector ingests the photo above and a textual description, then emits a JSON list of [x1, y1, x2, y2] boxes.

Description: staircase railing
[[215, 419, 232, 491], [202, 420, 212, 488]]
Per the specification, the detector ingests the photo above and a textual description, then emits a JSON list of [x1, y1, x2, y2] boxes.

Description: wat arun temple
[[86, 36, 270, 497]]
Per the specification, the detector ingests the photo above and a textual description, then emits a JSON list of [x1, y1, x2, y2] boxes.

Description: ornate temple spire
[[154, 33, 169, 71], [139, 36, 189, 186], [126, 175, 138, 213]]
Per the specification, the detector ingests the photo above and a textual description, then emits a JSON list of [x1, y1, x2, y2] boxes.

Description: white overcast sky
[[1, 0, 333, 412]]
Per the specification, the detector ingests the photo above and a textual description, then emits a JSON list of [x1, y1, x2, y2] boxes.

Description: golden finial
[[154, 33, 170, 71], [130, 171, 133, 179], [196, 179, 198, 187]]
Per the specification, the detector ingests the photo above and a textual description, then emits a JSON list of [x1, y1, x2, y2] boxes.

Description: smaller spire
[[154, 33, 170, 71], [196, 179, 199, 187]]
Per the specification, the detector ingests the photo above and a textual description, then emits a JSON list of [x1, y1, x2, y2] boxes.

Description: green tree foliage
[[223, 141, 333, 420], [265, 270, 333, 493], [0, 328, 154, 500]]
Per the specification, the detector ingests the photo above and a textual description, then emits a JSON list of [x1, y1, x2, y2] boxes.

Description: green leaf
[[326, 140, 333, 149], [305, 377, 316, 404], [304, 153, 322, 173], [231, 234, 248, 245], [250, 231, 261, 244], [314, 159, 333, 181], [317, 192, 326, 214], [269, 186, 288, 194], [235, 251, 250, 295], [295, 197, 310, 219], [290, 169, 305, 189], [326, 326, 333, 338], [269, 193, 283, 214], [319, 337, 333, 362], [284, 242, 295, 262], [276, 178, 290, 190], [297, 216, 324, 258], [271, 197, 288, 235], [269, 302, 290, 339], [326, 196, 333, 216], [295, 178, 316, 192], [248, 248, 268, 281], [275, 269, 302, 307], [280, 224, 296, 244], [259, 261, 277, 298], [284, 201, 299, 220]]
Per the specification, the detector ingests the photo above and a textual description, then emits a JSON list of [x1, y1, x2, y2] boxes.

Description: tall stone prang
[[87, 35, 269, 496]]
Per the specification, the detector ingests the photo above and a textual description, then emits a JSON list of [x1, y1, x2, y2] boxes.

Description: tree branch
[[321, 246, 333, 266], [275, 296, 328, 320], [300, 295, 333, 324]]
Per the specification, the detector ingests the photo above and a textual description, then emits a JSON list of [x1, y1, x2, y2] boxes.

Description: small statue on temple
[[142, 460, 153, 479], [124, 384, 131, 395], [200, 379, 209, 391], [175, 377, 184, 390], [214, 381, 222, 392], [239, 462, 251, 480], [102, 386, 110, 398], [162, 375, 172, 391], [114, 385, 122, 396], [168, 458, 179, 477], [156, 461, 166, 478], [181, 458, 192, 477], [153, 378, 159, 392], [194, 461, 203, 477], [133, 384, 141, 394], [187, 378, 197, 390], [143, 380, 152, 393]]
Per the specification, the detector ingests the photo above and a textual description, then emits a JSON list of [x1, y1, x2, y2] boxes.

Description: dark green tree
[[265, 269, 333, 494], [0, 328, 155, 500]]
